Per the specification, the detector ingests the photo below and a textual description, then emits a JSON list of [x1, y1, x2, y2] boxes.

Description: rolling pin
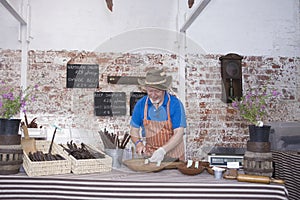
[[237, 174, 285, 184]]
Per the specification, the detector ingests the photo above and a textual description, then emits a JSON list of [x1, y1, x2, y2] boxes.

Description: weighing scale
[[207, 147, 245, 168]]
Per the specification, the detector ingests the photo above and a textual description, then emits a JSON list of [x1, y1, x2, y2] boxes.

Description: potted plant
[[0, 80, 38, 135], [231, 85, 281, 142]]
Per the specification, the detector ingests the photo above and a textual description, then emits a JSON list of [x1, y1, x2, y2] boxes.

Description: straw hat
[[138, 69, 172, 91]]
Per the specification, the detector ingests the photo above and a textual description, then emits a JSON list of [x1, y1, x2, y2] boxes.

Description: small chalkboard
[[67, 64, 99, 88], [94, 92, 126, 116], [130, 92, 147, 116]]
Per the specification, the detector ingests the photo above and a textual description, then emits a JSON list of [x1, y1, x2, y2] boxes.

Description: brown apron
[[143, 95, 185, 161]]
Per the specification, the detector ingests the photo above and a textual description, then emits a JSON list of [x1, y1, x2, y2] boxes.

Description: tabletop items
[[24, 125, 64, 162], [23, 114, 40, 128], [212, 166, 226, 179], [123, 158, 181, 172], [27, 150, 65, 161], [22, 140, 71, 176], [18, 125, 286, 185], [60, 140, 106, 159], [98, 128, 131, 149], [124, 157, 286, 185], [21, 122, 37, 154], [98, 128, 131, 168], [177, 160, 210, 176], [22, 126, 113, 176], [62, 141, 112, 175]]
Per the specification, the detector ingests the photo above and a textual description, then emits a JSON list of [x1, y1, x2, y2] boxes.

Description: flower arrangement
[[0, 80, 38, 119], [231, 85, 280, 127]]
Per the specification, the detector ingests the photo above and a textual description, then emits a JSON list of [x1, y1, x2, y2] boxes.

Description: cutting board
[[123, 158, 183, 172], [21, 124, 37, 154]]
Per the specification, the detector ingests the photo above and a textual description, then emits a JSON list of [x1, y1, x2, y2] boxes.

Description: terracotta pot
[[248, 125, 271, 142]]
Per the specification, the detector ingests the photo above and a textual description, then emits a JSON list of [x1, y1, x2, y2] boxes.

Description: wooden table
[[0, 167, 289, 200]]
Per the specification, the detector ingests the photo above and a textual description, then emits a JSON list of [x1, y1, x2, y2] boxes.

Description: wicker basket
[[23, 140, 71, 177], [61, 144, 112, 174]]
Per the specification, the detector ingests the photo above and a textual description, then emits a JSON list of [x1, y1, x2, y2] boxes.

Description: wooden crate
[[0, 144, 23, 175], [23, 140, 71, 177], [61, 144, 112, 174], [243, 151, 273, 177]]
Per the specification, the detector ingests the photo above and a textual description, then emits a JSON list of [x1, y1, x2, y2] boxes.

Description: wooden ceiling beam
[[0, 0, 27, 25], [180, 0, 211, 33]]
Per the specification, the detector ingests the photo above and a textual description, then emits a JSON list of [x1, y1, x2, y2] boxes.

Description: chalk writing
[[94, 92, 126, 116], [66, 64, 99, 88]]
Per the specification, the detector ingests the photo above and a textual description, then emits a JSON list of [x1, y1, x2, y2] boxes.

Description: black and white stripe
[[0, 169, 289, 200], [272, 151, 300, 200]]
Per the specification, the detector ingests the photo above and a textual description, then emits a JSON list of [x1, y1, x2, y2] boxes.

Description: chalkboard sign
[[67, 64, 99, 88], [130, 92, 147, 116], [94, 92, 126, 116]]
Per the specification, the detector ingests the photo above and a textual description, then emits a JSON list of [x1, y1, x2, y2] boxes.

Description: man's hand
[[135, 142, 146, 155], [149, 147, 166, 166]]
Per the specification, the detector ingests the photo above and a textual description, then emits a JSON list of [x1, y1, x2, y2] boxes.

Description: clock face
[[226, 61, 240, 78]]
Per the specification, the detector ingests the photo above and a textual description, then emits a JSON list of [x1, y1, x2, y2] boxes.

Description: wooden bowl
[[177, 163, 205, 175], [199, 161, 210, 167], [123, 159, 182, 172], [206, 166, 214, 175]]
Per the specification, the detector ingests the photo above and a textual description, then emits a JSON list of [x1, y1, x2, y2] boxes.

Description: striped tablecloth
[[272, 151, 300, 200], [0, 167, 288, 200]]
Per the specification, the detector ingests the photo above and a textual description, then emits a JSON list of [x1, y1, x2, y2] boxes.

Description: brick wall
[[0, 49, 299, 159], [185, 54, 299, 158]]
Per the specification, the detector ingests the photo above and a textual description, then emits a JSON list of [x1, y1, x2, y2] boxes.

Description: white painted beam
[[180, 0, 211, 33], [0, 0, 27, 25]]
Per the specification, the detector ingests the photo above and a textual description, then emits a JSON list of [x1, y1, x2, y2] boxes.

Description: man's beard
[[150, 98, 160, 104]]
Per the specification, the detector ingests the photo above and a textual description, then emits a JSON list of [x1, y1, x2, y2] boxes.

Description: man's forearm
[[130, 126, 141, 144], [130, 126, 146, 154]]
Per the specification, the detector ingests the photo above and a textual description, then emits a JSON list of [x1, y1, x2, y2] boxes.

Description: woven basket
[[61, 144, 112, 174], [23, 140, 71, 177]]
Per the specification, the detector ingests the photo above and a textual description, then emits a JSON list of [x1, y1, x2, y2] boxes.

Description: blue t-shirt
[[130, 92, 187, 137]]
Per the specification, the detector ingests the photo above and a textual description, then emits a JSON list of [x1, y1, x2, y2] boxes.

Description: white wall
[[186, 0, 300, 56], [0, 0, 299, 56]]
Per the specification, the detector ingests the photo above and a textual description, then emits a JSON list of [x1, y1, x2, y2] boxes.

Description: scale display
[[208, 155, 244, 167]]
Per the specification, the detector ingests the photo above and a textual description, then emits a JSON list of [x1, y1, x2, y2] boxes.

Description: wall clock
[[219, 53, 243, 103]]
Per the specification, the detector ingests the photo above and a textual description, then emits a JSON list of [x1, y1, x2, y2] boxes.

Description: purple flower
[[0, 81, 38, 118], [272, 90, 279, 96], [246, 93, 252, 99], [231, 85, 281, 126], [21, 100, 26, 107], [232, 101, 238, 108], [3, 92, 15, 100]]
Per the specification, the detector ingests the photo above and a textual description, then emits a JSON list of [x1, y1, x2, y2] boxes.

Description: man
[[130, 69, 187, 165]]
